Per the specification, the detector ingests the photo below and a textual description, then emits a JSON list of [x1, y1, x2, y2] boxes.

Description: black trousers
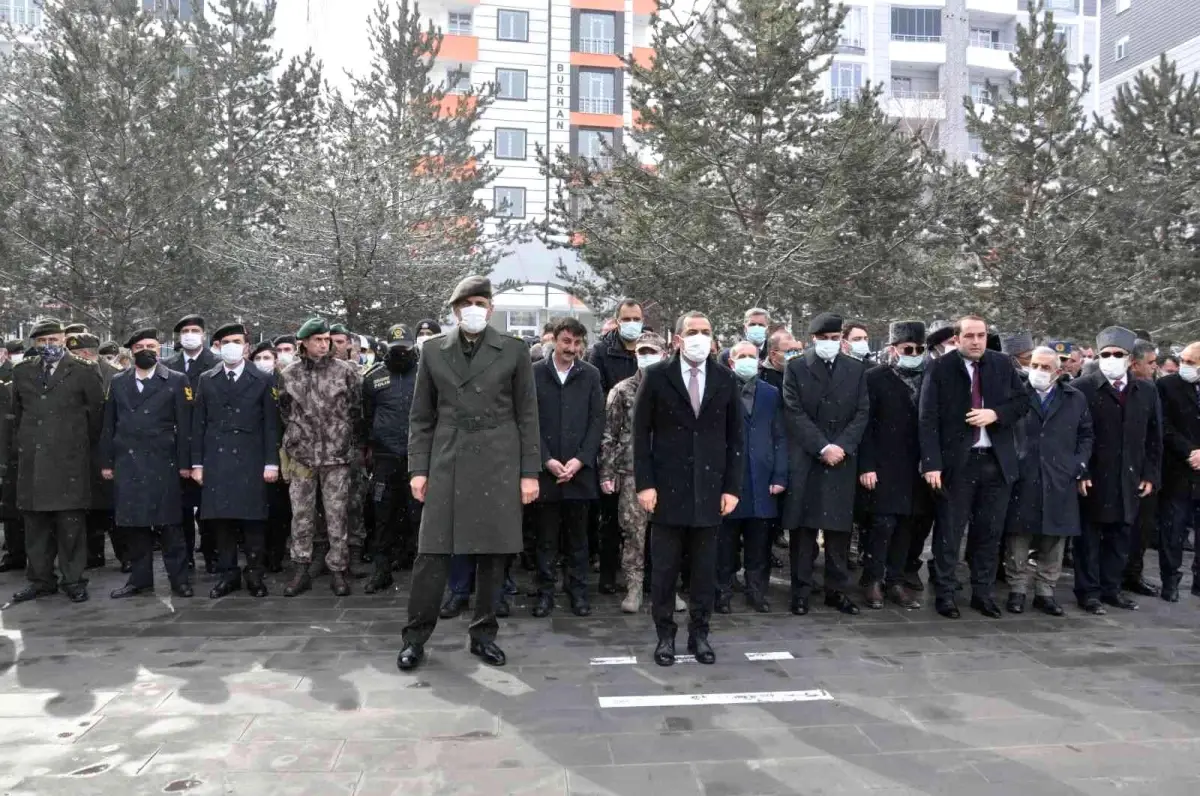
[[404, 553, 506, 645], [1124, 494, 1157, 583], [1157, 494, 1199, 590], [597, 493, 620, 585], [717, 517, 769, 601], [789, 526, 851, 599], [266, 481, 292, 567], [86, 509, 115, 563], [1074, 520, 1131, 601], [24, 510, 87, 590], [2, 516, 25, 562], [180, 480, 216, 566], [124, 525, 189, 589], [931, 449, 1012, 601], [650, 523, 717, 639], [371, 455, 420, 568], [867, 514, 930, 587], [213, 519, 265, 579], [535, 500, 590, 601], [903, 515, 933, 587]]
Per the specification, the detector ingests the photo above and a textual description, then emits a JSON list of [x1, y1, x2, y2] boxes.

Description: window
[[969, 28, 1002, 48], [968, 135, 983, 155], [890, 8, 942, 41], [830, 62, 863, 100], [496, 68, 527, 100], [2, 0, 43, 26], [497, 9, 529, 42], [1117, 0, 1131, 11], [578, 68, 616, 114], [495, 128, 527, 160], [446, 66, 471, 93], [970, 83, 997, 105], [1115, 35, 1129, 61], [577, 128, 614, 169], [1046, 0, 1078, 11], [579, 11, 616, 54], [494, 186, 526, 218], [448, 10, 473, 35], [838, 6, 867, 49]]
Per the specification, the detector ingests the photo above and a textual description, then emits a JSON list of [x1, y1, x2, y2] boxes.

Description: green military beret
[[29, 318, 65, 338], [448, 275, 492, 306], [329, 323, 351, 337], [67, 332, 101, 351], [296, 317, 329, 340]]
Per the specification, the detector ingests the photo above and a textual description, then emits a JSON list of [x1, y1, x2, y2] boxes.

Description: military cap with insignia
[[415, 319, 441, 336], [173, 314, 206, 334], [63, 323, 88, 336], [125, 328, 158, 349], [807, 311, 843, 336], [67, 332, 101, 351], [29, 318, 65, 338], [211, 322, 247, 343], [296, 317, 329, 340], [448, 275, 493, 305], [98, 341, 120, 356], [272, 334, 297, 348], [1048, 340, 1074, 356], [5, 339, 26, 354], [387, 324, 415, 347], [888, 321, 926, 346]]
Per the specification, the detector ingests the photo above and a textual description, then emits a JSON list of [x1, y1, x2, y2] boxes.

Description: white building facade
[[1096, 0, 1200, 118]]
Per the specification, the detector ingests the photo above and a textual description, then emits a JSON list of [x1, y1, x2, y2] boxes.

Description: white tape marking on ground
[[599, 689, 834, 709], [590, 656, 638, 666], [745, 651, 794, 661], [466, 665, 536, 697]]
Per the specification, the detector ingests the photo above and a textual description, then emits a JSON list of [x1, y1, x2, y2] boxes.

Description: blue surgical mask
[[814, 339, 839, 361], [732, 358, 759, 380], [40, 344, 65, 363], [618, 321, 643, 341], [784, 350, 801, 361], [745, 325, 767, 345], [897, 354, 925, 370]]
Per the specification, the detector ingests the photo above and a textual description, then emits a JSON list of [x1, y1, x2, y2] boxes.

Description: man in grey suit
[[397, 276, 542, 671]]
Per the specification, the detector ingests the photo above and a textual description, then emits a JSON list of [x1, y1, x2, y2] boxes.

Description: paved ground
[[2, 552, 1200, 796]]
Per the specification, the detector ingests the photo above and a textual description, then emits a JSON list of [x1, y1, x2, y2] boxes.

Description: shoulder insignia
[[184, 386, 194, 402], [372, 376, 390, 389], [271, 387, 279, 400], [70, 353, 96, 365]]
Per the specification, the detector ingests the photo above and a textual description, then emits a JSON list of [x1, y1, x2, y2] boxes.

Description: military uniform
[[0, 369, 22, 572], [599, 369, 650, 600]]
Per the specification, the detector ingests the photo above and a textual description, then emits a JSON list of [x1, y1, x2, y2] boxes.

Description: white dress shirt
[[680, 355, 707, 396], [963, 357, 992, 449], [554, 358, 573, 384]]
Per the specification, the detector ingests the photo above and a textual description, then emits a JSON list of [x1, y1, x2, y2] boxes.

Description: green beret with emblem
[[448, 275, 492, 306], [296, 317, 329, 340], [329, 323, 351, 337], [67, 332, 101, 351]]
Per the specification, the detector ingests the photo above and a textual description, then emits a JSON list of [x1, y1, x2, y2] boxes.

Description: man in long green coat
[[397, 276, 541, 671]]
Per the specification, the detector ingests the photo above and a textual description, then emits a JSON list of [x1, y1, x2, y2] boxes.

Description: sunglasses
[[897, 345, 926, 355], [1099, 351, 1126, 359]]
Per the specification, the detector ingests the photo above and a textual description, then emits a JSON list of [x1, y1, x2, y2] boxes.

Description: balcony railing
[[578, 97, 615, 114], [582, 156, 614, 171], [831, 86, 860, 100], [890, 34, 944, 44], [1046, 0, 1078, 12], [891, 90, 943, 101], [579, 37, 616, 54], [969, 38, 1016, 51], [838, 35, 865, 49]]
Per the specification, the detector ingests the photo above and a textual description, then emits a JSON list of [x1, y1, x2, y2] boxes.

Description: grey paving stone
[[356, 767, 568, 795], [334, 734, 611, 772], [242, 708, 499, 741], [567, 763, 703, 796]]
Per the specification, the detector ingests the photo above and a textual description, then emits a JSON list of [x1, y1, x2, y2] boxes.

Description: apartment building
[[1096, 0, 1200, 117]]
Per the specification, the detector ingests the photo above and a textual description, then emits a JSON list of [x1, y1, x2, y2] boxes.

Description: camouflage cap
[[633, 332, 666, 351]]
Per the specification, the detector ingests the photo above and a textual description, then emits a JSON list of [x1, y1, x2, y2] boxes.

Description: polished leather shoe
[[1101, 594, 1138, 611], [110, 584, 149, 599], [715, 595, 733, 614], [11, 584, 57, 603], [120, 560, 133, 574], [1006, 593, 1026, 614], [171, 583, 194, 598], [531, 594, 553, 618], [0, 555, 25, 573], [364, 571, 393, 595], [1124, 579, 1159, 597], [209, 579, 241, 599], [1031, 595, 1064, 616], [440, 593, 469, 618], [863, 583, 884, 610], [1162, 586, 1180, 603], [246, 576, 269, 599], [65, 586, 89, 603], [571, 601, 592, 617], [824, 592, 860, 615], [598, 580, 618, 595], [653, 636, 676, 667], [749, 597, 771, 613], [496, 598, 511, 618], [886, 584, 921, 610], [469, 640, 506, 667], [790, 597, 809, 616], [687, 636, 716, 665], [396, 643, 425, 671], [935, 598, 961, 619], [330, 571, 351, 597], [1079, 597, 1107, 615], [970, 595, 1002, 618]]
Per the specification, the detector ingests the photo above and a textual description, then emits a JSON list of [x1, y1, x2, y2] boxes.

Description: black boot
[[283, 563, 312, 597], [364, 565, 393, 595]]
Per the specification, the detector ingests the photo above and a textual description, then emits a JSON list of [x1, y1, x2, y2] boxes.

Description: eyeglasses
[[1099, 351, 1126, 359], [897, 345, 926, 355]]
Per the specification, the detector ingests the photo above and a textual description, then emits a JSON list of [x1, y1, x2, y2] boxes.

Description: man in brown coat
[[397, 276, 541, 671]]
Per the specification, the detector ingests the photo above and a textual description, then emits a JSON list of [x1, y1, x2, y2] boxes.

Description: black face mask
[[133, 350, 158, 370], [386, 347, 416, 373]]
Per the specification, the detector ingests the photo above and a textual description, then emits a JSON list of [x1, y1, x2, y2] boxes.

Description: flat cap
[[67, 332, 100, 351], [415, 319, 442, 336], [5, 339, 26, 354], [387, 324, 414, 347], [63, 323, 88, 336], [173, 314, 205, 334], [1097, 326, 1136, 353], [296, 317, 329, 340], [807, 312, 843, 336], [1000, 331, 1034, 357], [1048, 340, 1074, 356], [888, 321, 926, 346], [124, 328, 158, 349], [272, 334, 297, 348], [448, 275, 493, 306], [29, 318, 64, 338], [634, 332, 666, 351], [98, 341, 120, 356], [211, 322, 247, 342]]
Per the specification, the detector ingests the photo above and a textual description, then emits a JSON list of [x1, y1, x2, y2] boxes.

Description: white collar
[[223, 360, 246, 380]]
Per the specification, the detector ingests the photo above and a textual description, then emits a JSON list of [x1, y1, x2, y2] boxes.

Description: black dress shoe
[[1006, 593, 1026, 614], [65, 586, 89, 603], [935, 598, 961, 619], [824, 592, 860, 615], [1079, 597, 1107, 615], [970, 595, 1002, 618], [469, 640, 506, 667], [1031, 595, 1064, 616], [654, 636, 676, 666], [1101, 594, 1138, 611], [11, 584, 56, 603], [439, 594, 469, 619], [1124, 579, 1159, 597], [496, 598, 511, 618], [531, 594, 553, 618], [571, 601, 592, 617], [120, 561, 133, 574], [0, 555, 25, 573], [364, 571, 394, 595], [209, 579, 241, 599], [246, 577, 269, 599], [110, 584, 149, 599], [397, 643, 425, 671], [1162, 586, 1180, 603], [715, 595, 733, 614], [687, 636, 716, 664], [790, 597, 809, 616], [886, 584, 921, 610], [598, 580, 618, 595], [171, 584, 194, 598], [749, 598, 771, 613]]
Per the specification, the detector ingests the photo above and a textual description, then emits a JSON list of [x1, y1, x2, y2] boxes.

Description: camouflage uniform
[[278, 354, 364, 573], [599, 369, 649, 588]]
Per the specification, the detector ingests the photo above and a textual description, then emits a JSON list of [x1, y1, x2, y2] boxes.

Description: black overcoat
[[1073, 370, 1161, 525], [1157, 373, 1200, 501], [632, 355, 744, 528], [1005, 383, 1094, 537], [190, 363, 280, 521], [781, 351, 869, 532], [858, 365, 933, 518], [163, 347, 218, 388], [99, 364, 192, 528], [533, 357, 605, 502]]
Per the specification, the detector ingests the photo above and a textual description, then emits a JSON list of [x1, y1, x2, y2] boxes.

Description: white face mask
[[1099, 355, 1129, 380], [849, 340, 870, 359], [361, 353, 375, 368], [458, 305, 488, 334], [9, 353, 22, 365], [254, 358, 275, 374], [1180, 364, 1200, 384], [220, 342, 245, 366], [681, 334, 712, 363], [179, 332, 204, 351], [940, 344, 958, 356], [277, 352, 295, 368], [732, 357, 759, 380], [814, 339, 840, 361], [897, 354, 924, 370], [637, 353, 661, 369], [1026, 367, 1054, 391]]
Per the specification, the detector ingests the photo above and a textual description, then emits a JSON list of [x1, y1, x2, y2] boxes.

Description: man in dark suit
[[163, 314, 218, 573], [633, 311, 743, 666], [919, 314, 1029, 619], [857, 321, 932, 611], [101, 329, 195, 598], [782, 312, 869, 616], [190, 322, 281, 599], [1072, 326, 1161, 613], [1155, 341, 1200, 601]]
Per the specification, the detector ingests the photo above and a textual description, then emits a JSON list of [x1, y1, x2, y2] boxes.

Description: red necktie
[[970, 361, 982, 444], [1114, 379, 1127, 408]]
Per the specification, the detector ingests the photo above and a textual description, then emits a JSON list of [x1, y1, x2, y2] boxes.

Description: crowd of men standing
[[1, 279, 1197, 672]]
